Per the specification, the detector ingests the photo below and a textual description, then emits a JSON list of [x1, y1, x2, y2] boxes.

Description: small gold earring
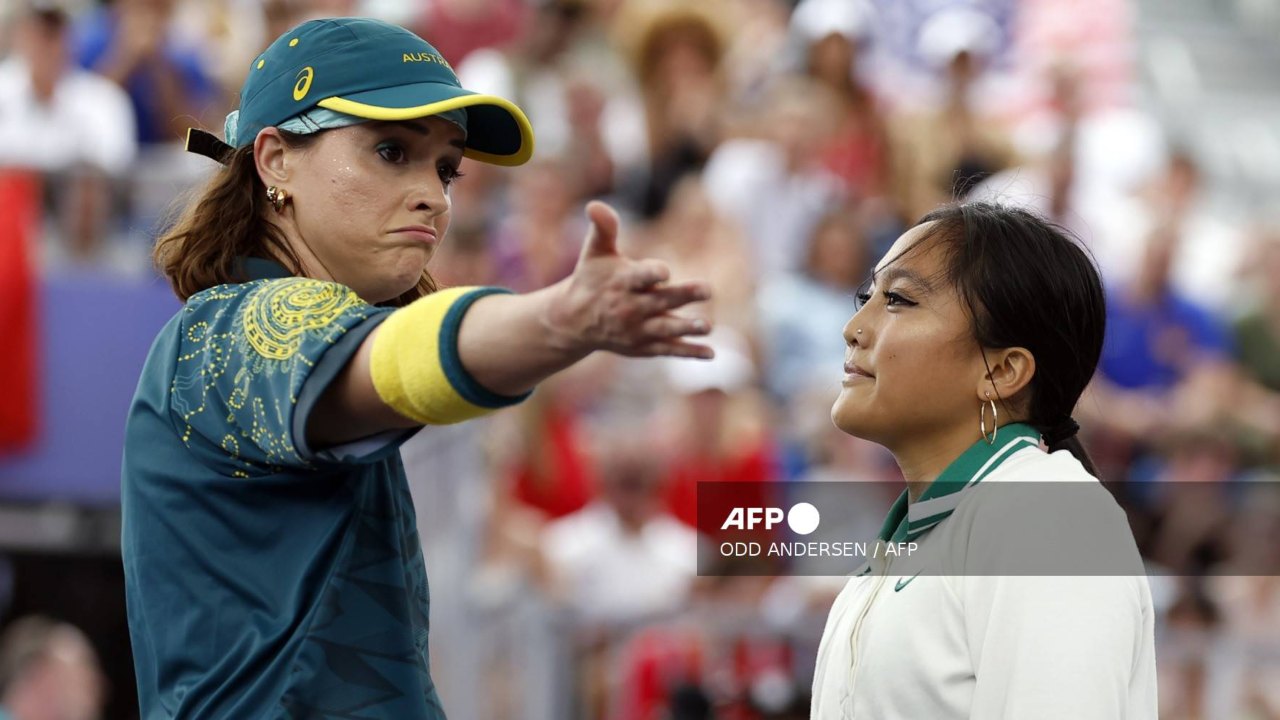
[[266, 186, 289, 213], [980, 391, 998, 445]]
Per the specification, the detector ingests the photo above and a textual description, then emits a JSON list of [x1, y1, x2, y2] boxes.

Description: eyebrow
[[377, 120, 467, 150], [870, 266, 936, 293]]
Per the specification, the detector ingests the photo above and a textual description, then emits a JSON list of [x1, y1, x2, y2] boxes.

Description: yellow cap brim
[[318, 91, 535, 167]]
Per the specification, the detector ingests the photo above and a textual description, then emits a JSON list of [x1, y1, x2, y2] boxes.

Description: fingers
[[626, 259, 671, 290], [580, 200, 621, 261], [640, 314, 711, 340], [631, 280, 712, 314], [634, 339, 716, 360]]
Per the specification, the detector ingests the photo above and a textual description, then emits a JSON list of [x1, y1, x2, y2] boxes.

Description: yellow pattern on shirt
[[242, 278, 362, 360]]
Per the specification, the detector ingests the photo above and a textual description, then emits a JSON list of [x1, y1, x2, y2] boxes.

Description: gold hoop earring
[[266, 186, 288, 213], [980, 391, 998, 445]]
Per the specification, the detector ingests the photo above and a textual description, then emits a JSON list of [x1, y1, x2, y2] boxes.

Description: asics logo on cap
[[293, 67, 314, 102]]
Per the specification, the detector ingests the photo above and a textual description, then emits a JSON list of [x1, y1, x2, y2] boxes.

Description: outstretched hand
[[546, 201, 715, 360]]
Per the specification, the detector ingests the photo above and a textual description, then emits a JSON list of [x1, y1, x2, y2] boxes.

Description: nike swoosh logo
[[895, 572, 922, 592]]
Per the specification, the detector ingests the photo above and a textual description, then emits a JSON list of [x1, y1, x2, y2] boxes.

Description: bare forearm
[[307, 201, 713, 448], [456, 283, 590, 397]]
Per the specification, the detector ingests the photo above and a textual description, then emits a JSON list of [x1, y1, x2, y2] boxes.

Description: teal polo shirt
[[121, 259, 523, 719]]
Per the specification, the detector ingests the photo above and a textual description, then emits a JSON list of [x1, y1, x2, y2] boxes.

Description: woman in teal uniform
[[121, 18, 713, 719]]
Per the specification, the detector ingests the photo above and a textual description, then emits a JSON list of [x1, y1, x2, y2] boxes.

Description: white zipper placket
[[845, 540, 894, 716]]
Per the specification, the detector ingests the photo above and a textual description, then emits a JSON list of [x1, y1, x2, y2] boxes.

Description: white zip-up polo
[[811, 424, 1157, 719]]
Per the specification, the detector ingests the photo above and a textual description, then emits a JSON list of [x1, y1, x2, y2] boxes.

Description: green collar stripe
[[906, 509, 953, 530], [876, 490, 909, 543], [964, 435, 1040, 488], [906, 429, 1040, 522], [878, 424, 1042, 543], [904, 520, 942, 541]]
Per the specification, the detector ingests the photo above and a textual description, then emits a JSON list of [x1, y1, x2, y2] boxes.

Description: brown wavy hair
[[154, 130, 436, 305]]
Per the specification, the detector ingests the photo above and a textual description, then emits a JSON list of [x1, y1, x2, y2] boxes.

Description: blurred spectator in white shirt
[[0, 3, 136, 175], [0, 2, 137, 259], [542, 430, 699, 628], [703, 78, 845, 278], [1090, 149, 1248, 317], [975, 62, 1167, 254]]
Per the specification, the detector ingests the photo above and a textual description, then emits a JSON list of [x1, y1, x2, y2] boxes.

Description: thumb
[[580, 200, 621, 261]]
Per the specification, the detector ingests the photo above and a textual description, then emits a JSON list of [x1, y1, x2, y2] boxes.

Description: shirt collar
[[878, 423, 1042, 543], [238, 256, 293, 281]]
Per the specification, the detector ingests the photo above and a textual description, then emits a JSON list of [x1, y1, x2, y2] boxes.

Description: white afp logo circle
[[787, 502, 820, 535]]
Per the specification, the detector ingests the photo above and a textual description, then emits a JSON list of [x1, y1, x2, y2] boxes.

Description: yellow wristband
[[370, 286, 531, 425]]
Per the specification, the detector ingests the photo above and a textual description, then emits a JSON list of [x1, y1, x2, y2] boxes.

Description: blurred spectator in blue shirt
[[1100, 224, 1231, 392], [73, 0, 216, 145], [757, 204, 867, 402], [1083, 220, 1239, 481]]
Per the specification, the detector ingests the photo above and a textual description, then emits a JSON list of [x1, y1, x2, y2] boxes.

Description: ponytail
[[1036, 416, 1101, 478]]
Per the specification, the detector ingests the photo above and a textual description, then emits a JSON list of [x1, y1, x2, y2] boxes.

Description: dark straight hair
[[914, 201, 1106, 476]]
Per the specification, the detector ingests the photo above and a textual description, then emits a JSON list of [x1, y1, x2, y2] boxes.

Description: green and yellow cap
[[186, 17, 534, 167]]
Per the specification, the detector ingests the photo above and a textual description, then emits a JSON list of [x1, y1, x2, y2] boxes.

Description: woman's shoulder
[[170, 277, 386, 368], [181, 276, 374, 326], [184, 276, 355, 307], [955, 449, 1143, 575], [970, 447, 1119, 517], [981, 445, 1097, 484]]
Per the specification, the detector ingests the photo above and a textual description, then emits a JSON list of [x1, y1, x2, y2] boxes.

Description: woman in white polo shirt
[[812, 201, 1157, 718]]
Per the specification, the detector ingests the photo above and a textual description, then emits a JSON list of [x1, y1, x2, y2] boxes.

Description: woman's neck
[[271, 221, 336, 284], [889, 423, 986, 504]]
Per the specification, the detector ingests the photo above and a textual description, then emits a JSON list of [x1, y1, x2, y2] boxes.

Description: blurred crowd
[[1, 0, 1279, 718]]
